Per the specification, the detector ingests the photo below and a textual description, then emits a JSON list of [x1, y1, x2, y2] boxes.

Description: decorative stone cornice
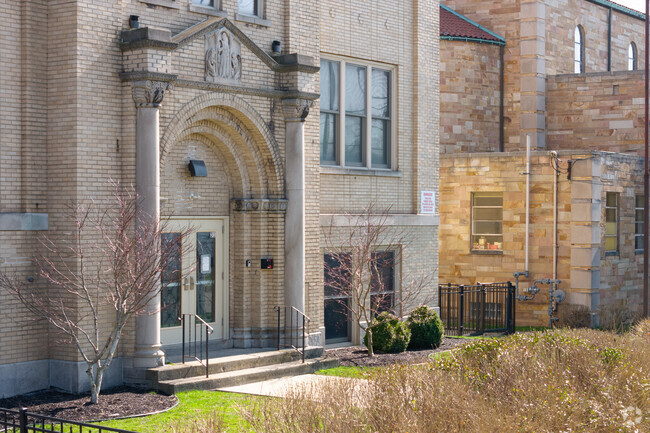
[[131, 80, 174, 108], [281, 98, 313, 122], [231, 198, 288, 212]]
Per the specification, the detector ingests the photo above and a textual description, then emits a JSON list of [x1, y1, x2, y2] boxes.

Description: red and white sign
[[421, 191, 435, 214]]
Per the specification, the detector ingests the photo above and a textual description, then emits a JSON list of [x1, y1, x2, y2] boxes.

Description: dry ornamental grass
[[241, 321, 650, 433]]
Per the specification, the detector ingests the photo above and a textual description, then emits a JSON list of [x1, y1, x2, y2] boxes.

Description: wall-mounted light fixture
[[272, 40, 281, 54], [129, 15, 140, 29], [188, 160, 207, 177]]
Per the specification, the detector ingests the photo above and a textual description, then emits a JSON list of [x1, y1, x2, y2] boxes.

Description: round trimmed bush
[[406, 305, 444, 349], [364, 312, 411, 353]]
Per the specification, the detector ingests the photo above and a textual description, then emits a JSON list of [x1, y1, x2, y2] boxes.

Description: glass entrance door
[[160, 218, 228, 345]]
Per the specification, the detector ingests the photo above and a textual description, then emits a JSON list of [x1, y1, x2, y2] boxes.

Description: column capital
[[131, 80, 173, 108], [281, 98, 312, 122]]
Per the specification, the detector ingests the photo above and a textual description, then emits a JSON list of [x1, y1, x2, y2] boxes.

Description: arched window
[[574, 26, 584, 73], [628, 42, 637, 71]]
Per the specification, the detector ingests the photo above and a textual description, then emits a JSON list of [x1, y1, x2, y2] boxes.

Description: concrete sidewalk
[[217, 373, 368, 400]]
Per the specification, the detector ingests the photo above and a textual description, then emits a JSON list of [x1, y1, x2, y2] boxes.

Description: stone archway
[[159, 92, 290, 348]]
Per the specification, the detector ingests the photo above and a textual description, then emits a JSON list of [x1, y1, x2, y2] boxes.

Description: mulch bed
[[0, 386, 177, 423], [324, 337, 470, 367], [0, 338, 469, 423]]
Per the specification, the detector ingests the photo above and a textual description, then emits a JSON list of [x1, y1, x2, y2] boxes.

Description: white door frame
[[160, 216, 229, 345]]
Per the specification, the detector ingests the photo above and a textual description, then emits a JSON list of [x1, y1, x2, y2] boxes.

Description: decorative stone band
[[281, 98, 313, 122], [131, 80, 174, 108], [231, 198, 288, 212]]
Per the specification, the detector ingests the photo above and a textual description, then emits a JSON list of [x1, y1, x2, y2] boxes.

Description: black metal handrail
[[439, 281, 516, 336], [0, 407, 139, 433], [274, 306, 310, 363], [180, 313, 214, 378]]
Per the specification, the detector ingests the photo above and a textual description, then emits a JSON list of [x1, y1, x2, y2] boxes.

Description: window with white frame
[[628, 42, 637, 71], [471, 192, 503, 251], [574, 26, 584, 74], [320, 57, 393, 169], [238, 0, 262, 17], [636, 195, 644, 251], [605, 192, 619, 252]]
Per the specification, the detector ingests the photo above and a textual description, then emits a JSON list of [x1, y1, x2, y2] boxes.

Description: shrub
[[364, 312, 411, 353], [406, 305, 444, 349], [558, 303, 591, 328]]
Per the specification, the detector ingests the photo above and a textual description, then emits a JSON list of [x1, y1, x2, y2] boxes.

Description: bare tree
[[0, 182, 190, 403], [322, 205, 434, 356]]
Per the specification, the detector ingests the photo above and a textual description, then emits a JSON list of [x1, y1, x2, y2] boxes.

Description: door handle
[[189, 275, 195, 291], [183, 276, 190, 291]]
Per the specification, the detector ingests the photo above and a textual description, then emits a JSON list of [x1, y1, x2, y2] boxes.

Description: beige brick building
[[439, 0, 647, 326], [0, 0, 439, 397]]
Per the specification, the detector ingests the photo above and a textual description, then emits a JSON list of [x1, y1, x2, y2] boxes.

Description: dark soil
[[0, 386, 177, 423], [324, 337, 470, 367]]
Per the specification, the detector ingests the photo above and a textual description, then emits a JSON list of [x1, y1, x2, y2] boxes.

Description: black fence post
[[509, 281, 516, 333], [459, 285, 465, 336], [480, 284, 486, 333], [276, 307, 281, 350], [19, 408, 27, 433]]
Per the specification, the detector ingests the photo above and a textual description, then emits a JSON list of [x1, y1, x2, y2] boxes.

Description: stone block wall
[[439, 150, 644, 326], [545, 0, 645, 75], [547, 71, 644, 156], [442, 0, 645, 152], [440, 40, 502, 154]]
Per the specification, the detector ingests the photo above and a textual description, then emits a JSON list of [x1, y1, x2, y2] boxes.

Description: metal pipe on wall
[[643, 0, 650, 317], [553, 153, 559, 282], [526, 134, 531, 274]]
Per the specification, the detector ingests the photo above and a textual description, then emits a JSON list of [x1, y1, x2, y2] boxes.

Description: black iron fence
[[0, 407, 138, 433], [439, 282, 516, 336]]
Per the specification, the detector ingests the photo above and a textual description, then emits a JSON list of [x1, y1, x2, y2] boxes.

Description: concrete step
[[147, 347, 324, 384], [155, 357, 338, 394]]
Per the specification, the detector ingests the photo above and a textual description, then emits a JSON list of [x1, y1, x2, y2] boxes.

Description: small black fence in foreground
[[0, 407, 138, 433], [439, 282, 516, 336]]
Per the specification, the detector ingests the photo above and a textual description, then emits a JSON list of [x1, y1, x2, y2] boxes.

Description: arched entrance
[[158, 93, 285, 347]]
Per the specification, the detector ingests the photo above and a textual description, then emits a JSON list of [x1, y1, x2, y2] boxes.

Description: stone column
[[281, 99, 312, 313], [131, 80, 172, 368]]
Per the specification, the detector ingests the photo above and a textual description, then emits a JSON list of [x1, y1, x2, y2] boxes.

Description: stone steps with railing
[[148, 348, 336, 394]]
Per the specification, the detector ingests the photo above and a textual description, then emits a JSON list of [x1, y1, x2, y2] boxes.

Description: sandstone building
[[0, 0, 439, 397], [439, 0, 647, 325]]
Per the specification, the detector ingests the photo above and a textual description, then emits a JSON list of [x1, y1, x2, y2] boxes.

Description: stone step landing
[[147, 348, 337, 394]]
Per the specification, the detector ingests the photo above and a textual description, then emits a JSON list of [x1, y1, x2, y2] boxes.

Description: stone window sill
[[635, 249, 644, 255], [189, 4, 227, 16], [139, 0, 180, 9], [605, 250, 620, 257], [471, 250, 503, 255], [320, 166, 402, 178], [234, 13, 271, 27]]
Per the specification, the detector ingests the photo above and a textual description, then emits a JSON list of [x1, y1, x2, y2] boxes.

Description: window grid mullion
[[339, 60, 346, 167], [365, 65, 372, 169]]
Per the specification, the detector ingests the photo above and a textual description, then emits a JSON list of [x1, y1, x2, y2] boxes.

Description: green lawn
[[97, 390, 254, 433]]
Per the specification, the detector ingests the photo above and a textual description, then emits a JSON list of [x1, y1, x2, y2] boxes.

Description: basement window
[[605, 192, 619, 253], [471, 192, 503, 252]]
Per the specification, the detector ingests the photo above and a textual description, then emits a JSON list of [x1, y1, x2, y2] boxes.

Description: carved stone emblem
[[131, 80, 174, 108], [205, 28, 242, 84]]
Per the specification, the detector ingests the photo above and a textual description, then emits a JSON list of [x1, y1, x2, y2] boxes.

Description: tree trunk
[[87, 364, 105, 404], [366, 328, 374, 357]]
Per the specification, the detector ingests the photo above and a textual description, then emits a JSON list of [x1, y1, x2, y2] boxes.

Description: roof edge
[[585, 0, 645, 20], [440, 4, 506, 44]]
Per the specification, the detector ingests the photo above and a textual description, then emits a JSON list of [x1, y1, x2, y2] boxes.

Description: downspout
[[552, 152, 558, 282], [499, 45, 505, 152], [607, 7, 612, 71], [513, 135, 532, 295], [525, 134, 531, 275]]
